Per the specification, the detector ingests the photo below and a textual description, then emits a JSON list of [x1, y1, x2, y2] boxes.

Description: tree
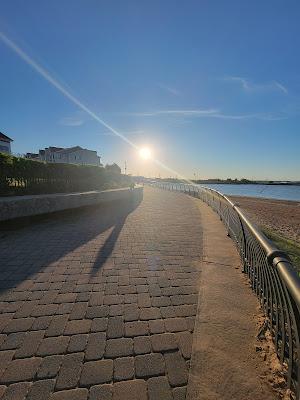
[[105, 163, 121, 174]]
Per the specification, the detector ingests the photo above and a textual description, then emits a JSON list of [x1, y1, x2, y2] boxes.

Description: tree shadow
[[0, 190, 143, 293]]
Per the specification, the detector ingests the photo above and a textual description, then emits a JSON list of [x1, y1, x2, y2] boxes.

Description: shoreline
[[226, 193, 300, 203], [228, 195, 300, 243]]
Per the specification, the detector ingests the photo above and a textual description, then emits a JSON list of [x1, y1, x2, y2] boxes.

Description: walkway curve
[[0, 187, 202, 400]]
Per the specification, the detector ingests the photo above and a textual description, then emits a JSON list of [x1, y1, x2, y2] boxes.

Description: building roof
[[26, 152, 39, 157], [55, 146, 83, 154], [0, 132, 13, 142], [46, 147, 64, 152]]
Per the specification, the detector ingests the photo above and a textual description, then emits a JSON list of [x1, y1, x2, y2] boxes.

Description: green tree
[[105, 163, 121, 174]]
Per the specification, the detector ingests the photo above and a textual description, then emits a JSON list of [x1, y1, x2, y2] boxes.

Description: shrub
[[0, 152, 132, 196]]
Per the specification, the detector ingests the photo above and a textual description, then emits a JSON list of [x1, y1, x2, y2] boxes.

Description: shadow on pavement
[[0, 190, 143, 293], [91, 191, 143, 275]]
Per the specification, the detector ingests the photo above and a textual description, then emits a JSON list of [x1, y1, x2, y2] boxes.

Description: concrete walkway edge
[[187, 198, 277, 400]]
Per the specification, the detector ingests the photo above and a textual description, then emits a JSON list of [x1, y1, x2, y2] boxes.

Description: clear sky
[[1, 0, 300, 180]]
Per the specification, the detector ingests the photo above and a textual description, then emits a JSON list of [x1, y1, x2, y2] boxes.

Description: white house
[[38, 146, 101, 166], [0, 132, 13, 154]]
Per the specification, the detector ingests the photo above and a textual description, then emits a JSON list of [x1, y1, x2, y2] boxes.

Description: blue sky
[[1, 0, 300, 180]]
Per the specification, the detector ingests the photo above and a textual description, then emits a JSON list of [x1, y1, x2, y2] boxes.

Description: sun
[[139, 147, 152, 160]]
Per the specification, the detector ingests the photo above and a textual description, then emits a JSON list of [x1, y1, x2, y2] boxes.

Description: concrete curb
[[0, 186, 143, 222]]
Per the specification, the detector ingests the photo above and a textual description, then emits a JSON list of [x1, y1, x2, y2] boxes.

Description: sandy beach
[[229, 195, 300, 243]]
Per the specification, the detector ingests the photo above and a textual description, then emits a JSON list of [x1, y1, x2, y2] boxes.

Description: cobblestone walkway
[[0, 187, 202, 400]]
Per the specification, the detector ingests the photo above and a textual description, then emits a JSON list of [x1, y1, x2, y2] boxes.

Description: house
[[25, 152, 40, 160], [38, 146, 101, 166], [39, 147, 64, 162], [0, 132, 13, 154]]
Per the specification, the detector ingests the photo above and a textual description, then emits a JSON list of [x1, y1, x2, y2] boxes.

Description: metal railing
[[150, 181, 300, 398]]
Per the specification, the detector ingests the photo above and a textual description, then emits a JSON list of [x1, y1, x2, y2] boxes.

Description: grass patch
[[262, 227, 300, 273]]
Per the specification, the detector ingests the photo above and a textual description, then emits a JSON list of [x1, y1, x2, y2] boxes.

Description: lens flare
[[0, 31, 197, 185]]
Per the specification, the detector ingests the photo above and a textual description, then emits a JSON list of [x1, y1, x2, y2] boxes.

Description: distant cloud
[[59, 116, 84, 126], [158, 84, 180, 96], [224, 76, 288, 94], [211, 112, 288, 121], [121, 109, 287, 121], [125, 109, 218, 117]]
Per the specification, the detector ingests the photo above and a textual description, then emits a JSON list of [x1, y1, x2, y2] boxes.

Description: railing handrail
[[200, 185, 300, 311]]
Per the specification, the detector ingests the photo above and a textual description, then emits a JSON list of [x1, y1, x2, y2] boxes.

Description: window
[[0, 144, 9, 152]]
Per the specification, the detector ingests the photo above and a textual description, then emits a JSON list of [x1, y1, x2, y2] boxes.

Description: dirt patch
[[229, 196, 300, 243], [254, 312, 295, 400]]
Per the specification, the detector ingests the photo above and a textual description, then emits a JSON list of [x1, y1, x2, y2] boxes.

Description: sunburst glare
[[139, 147, 152, 160]]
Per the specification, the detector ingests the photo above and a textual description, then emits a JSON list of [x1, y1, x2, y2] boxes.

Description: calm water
[[198, 184, 300, 202]]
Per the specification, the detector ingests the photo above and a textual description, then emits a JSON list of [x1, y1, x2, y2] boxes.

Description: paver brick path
[[0, 187, 202, 399]]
